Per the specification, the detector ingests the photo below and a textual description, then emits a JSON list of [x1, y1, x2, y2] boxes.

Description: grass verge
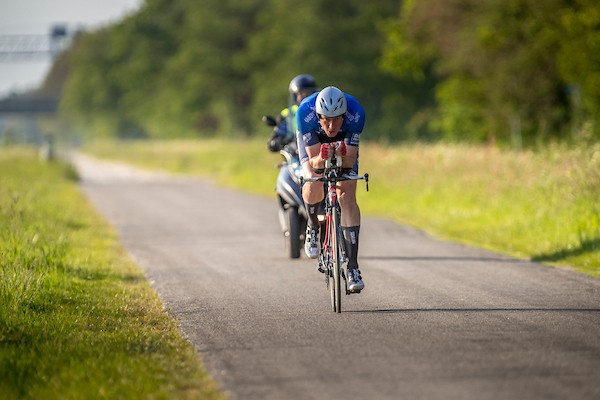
[[82, 138, 600, 279], [0, 147, 227, 399]]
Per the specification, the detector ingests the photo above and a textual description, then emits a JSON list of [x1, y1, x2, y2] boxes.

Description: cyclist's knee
[[303, 182, 324, 204], [338, 190, 357, 209]]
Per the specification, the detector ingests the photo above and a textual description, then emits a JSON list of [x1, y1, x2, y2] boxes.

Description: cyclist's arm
[[341, 96, 364, 169], [306, 142, 358, 170], [342, 145, 358, 169], [306, 143, 326, 170]]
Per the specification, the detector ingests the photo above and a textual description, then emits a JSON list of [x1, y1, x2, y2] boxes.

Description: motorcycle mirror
[[262, 115, 277, 127]]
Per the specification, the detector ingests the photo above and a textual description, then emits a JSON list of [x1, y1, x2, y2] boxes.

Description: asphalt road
[[72, 153, 600, 400]]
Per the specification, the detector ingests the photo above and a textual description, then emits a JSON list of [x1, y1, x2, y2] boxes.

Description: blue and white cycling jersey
[[296, 91, 365, 171]]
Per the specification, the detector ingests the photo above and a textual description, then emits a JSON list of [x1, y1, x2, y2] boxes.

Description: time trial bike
[[302, 146, 369, 313]]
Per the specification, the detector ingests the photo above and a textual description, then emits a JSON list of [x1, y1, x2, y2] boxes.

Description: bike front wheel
[[331, 209, 342, 313], [327, 253, 341, 313]]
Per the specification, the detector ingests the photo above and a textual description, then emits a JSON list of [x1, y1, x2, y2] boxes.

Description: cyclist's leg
[[337, 180, 359, 227], [301, 161, 324, 227], [302, 162, 324, 259], [338, 171, 364, 292], [338, 157, 360, 226]]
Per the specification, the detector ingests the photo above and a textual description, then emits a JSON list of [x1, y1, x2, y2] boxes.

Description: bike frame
[[303, 151, 368, 313]]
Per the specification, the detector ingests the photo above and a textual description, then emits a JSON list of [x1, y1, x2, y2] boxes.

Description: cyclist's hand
[[320, 143, 331, 159], [335, 141, 347, 156]]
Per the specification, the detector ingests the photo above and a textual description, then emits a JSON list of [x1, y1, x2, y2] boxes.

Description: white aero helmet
[[316, 86, 347, 117]]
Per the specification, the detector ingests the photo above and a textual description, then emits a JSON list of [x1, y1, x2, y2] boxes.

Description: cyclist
[[267, 74, 318, 152], [296, 86, 366, 293]]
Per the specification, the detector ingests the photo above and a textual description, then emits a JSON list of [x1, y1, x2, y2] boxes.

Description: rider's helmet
[[289, 74, 317, 95], [315, 86, 347, 117]]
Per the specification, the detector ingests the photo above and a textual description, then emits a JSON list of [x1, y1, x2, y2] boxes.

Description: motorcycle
[[263, 115, 307, 258]]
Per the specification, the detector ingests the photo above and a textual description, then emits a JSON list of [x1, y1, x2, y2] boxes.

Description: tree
[[381, 0, 595, 145], [556, 0, 600, 139], [58, 0, 432, 141]]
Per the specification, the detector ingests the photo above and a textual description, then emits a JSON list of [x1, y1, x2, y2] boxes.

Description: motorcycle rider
[[296, 86, 366, 293], [267, 74, 318, 152]]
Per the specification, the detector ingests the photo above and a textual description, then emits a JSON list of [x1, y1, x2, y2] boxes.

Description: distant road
[[72, 153, 600, 400]]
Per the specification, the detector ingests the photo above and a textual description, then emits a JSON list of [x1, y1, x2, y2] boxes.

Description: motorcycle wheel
[[287, 207, 301, 259]]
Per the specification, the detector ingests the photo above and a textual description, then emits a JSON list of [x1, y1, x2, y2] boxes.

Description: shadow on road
[[532, 236, 600, 262], [361, 255, 526, 263], [346, 308, 600, 314]]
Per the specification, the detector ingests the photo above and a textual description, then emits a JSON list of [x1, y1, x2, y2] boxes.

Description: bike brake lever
[[364, 173, 369, 192]]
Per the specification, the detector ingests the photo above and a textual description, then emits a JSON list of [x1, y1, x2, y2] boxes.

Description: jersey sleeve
[[296, 94, 320, 148], [344, 95, 365, 147]]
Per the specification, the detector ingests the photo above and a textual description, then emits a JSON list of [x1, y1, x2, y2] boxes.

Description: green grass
[[359, 143, 600, 277], [0, 147, 227, 399], [81, 138, 277, 196], [3, 138, 594, 397], [83, 138, 600, 278]]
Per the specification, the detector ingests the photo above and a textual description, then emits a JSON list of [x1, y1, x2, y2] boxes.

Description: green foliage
[[62, 0, 185, 138], [0, 148, 226, 399], [56, 0, 600, 145], [381, 0, 600, 145], [556, 0, 600, 136], [248, 0, 436, 141], [60, 0, 428, 141]]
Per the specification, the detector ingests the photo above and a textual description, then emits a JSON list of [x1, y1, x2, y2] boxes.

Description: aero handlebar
[[301, 172, 369, 192]]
